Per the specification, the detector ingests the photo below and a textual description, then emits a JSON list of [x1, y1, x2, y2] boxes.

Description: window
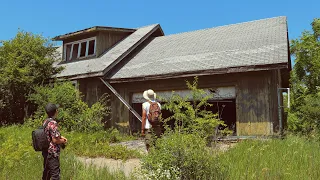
[[71, 80, 79, 89], [88, 40, 95, 55], [64, 37, 96, 61], [80, 42, 87, 57]]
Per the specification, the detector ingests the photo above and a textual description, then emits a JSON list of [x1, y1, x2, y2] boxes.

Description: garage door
[[132, 86, 236, 103]]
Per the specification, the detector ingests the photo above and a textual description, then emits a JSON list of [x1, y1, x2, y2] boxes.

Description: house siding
[[106, 70, 282, 136], [96, 31, 132, 57]]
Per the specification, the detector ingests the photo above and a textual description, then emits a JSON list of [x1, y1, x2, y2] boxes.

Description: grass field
[[220, 136, 320, 180], [0, 125, 138, 180], [1, 125, 320, 179]]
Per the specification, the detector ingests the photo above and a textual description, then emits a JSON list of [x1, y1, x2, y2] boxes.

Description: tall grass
[[65, 130, 141, 160], [0, 125, 136, 179], [220, 136, 320, 180], [3, 125, 320, 179]]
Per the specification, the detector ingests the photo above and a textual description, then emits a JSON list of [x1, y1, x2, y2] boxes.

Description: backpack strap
[[43, 118, 53, 142], [43, 118, 52, 129]]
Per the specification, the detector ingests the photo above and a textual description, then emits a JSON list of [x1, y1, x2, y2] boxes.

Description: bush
[[287, 92, 320, 136], [161, 77, 226, 140], [139, 131, 226, 180], [26, 82, 110, 132]]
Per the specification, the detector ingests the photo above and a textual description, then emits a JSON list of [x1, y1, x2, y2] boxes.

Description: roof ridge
[[160, 16, 286, 38], [136, 23, 160, 29]]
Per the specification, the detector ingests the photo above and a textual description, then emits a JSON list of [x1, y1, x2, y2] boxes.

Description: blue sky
[[0, 0, 319, 46]]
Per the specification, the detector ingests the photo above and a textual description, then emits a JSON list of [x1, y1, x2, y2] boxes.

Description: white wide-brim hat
[[143, 89, 156, 101]]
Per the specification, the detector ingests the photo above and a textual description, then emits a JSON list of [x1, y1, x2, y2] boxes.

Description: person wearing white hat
[[141, 89, 162, 152]]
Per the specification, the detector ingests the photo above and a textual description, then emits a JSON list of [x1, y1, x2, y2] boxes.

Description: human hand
[[61, 136, 67, 143]]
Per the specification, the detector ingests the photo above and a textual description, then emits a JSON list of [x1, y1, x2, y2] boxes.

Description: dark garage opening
[[130, 99, 236, 135]]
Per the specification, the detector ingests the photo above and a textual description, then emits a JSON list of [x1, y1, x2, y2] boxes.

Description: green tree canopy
[[288, 18, 320, 135], [291, 18, 320, 95], [0, 30, 62, 124]]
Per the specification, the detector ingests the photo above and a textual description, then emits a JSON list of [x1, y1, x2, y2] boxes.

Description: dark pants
[[145, 125, 162, 151], [42, 151, 60, 180]]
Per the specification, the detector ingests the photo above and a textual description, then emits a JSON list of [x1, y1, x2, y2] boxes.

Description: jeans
[[42, 151, 60, 180]]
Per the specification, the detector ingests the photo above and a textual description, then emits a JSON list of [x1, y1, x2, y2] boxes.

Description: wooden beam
[[99, 78, 142, 122]]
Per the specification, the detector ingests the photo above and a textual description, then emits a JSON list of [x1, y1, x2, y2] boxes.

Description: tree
[[0, 30, 62, 124], [290, 18, 320, 96], [288, 18, 320, 135]]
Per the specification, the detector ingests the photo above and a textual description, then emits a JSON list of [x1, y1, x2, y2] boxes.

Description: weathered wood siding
[[74, 70, 284, 135], [110, 70, 283, 136], [236, 72, 271, 135], [96, 32, 131, 57], [78, 78, 108, 106], [77, 78, 131, 132]]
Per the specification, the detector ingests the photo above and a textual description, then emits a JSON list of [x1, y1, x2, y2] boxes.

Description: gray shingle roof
[[110, 16, 289, 80], [54, 24, 159, 78]]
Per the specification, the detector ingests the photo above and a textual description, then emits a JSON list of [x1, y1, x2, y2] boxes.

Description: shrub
[[161, 77, 227, 139], [139, 131, 226, 180], [287, 92, 320, 136], [26, 82, 110, 132]]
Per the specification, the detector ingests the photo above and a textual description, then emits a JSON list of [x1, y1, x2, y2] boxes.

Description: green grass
[[65, 130, 141, 160], [0, 125, 139, 179], [220, 136, 320, 180], [3, 125, 320, 179]]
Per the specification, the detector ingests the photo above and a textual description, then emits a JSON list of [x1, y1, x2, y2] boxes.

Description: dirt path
[[110, 139, 146, 154], [77, 140, 145, 177], [77, 140, 236, 177], [77, 157, 141, 177]]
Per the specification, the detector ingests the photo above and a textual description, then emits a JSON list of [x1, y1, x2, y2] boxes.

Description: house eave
[[55, 71, 104, 81], [109, 63, 289, 83], [52, 26, 136, 41]]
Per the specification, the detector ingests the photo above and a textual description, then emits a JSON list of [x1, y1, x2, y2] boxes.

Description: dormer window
[[64, 37, 96, 61]]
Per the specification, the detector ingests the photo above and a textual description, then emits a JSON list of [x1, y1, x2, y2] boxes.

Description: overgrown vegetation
[[140, 132, 226, 180], [27, 82, 110, 132], [66, 129, 140, 160], [220, 136, 320, 179], [0, 31, 62, 124], [288, 18, 320, 136], [1, 18, 320, 180], [136, 78, 227, 179], [161, 77, 228, 139], [0, 125, 139, 179]]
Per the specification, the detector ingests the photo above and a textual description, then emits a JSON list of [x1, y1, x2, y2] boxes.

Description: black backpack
[[32, 119, 51, 151]]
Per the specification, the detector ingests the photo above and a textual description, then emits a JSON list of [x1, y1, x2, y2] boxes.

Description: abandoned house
[[52, 16, 291, 136]]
